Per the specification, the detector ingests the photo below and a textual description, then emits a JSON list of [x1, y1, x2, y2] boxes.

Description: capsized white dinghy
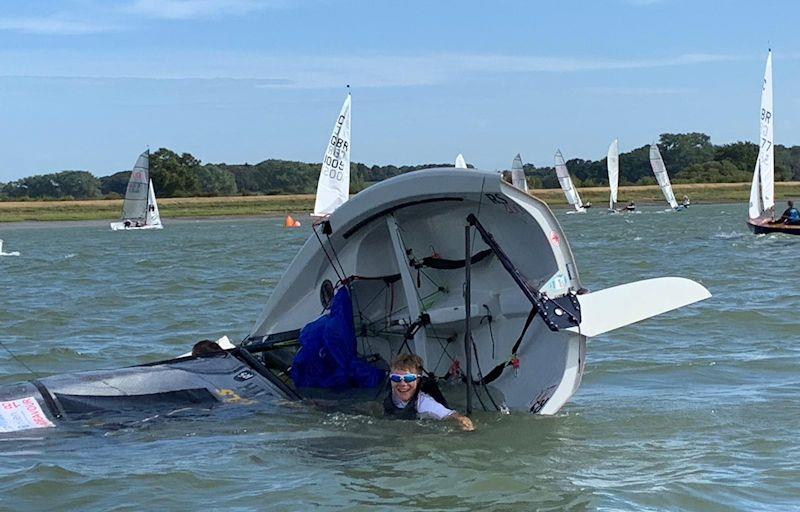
[[110, 150, 163, 230], [246, 168, 710, 415]]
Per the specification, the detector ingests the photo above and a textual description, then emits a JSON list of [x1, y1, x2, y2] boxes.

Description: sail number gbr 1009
[[325, 127, 349, 181]]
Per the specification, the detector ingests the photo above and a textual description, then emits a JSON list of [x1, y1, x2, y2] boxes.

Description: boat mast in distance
[[511, 153, 528, 192], [649, 143, 681, 210], [607, 139, 619, 211], [554, 149, 585, 212], [313, 89, 352, 217]]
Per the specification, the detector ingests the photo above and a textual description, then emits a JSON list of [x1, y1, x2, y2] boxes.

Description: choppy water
[[0, 205, 798, 511]]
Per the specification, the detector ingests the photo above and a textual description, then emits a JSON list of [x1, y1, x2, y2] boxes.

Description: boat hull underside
[[0, 351, 288, 433], [253, 170, 586, 414]]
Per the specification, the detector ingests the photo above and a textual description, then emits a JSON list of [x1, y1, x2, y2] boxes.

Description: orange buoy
[[284, 215, 301, 228]]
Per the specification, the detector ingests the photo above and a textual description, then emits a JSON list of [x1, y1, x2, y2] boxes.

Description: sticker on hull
[[0, 396, 55, 433]]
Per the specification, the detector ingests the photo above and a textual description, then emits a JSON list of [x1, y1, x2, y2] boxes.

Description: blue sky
[[0, 0, 798, 181]]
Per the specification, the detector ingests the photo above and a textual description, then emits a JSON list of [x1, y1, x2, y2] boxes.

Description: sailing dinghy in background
[[511, 154, 528, 192], [554, 150, 587, 212], [110, 151, 163, 230], [313, 92, 352, 217], [649, 144, 684, 211], [454, 154, 467, 169], [746, 51, 797, 235], [607, 139, 620, 212]]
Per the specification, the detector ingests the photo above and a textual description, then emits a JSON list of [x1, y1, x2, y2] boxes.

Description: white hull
[[252, 168, 584, 413], [110, 221, 163, 231], [249, 168, 709, 414], [245, 168, 710, 415]]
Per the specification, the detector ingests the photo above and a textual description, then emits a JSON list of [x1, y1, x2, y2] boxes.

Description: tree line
[[1, 133, 799, 200]]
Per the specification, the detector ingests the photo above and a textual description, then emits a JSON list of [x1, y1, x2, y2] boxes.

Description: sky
[[0, 0, 799, 181]]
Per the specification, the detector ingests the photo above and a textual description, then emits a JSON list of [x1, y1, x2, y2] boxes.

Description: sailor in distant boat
[[777, 200, 800, 224], [625, 201, 636, 211], [682, 195, 691, 207], [383, 354, 474, 431]]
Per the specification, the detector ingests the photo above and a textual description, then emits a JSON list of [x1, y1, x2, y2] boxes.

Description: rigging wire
[[0, 341, 39, 380], [311, 222, 344, 283]]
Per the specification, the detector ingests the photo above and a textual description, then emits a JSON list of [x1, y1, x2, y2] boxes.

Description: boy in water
[[384, 353, 474, 431]]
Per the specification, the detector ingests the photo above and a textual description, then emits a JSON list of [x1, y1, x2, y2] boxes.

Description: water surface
[[1, 206, 798, 511]]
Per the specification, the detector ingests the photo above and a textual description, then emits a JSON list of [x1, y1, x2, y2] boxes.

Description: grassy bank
[[0, 195, 315, 222], [2, 182, 800, 222]]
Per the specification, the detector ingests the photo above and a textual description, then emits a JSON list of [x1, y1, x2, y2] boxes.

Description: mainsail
[[313, 93, 352, 217], [554, 150, 584, 211], [121, 151, 150, 221], [649, 144, 679, 209], [454, 154, 467, 169], [511, 153, 528, 192], [607, 139, 619, 210], [749, 50, 774, 219]]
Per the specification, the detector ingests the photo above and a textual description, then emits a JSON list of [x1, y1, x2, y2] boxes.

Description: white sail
[[607, 139, 619, 210], [511, 153, 528, 192], [649, 144, 679, 209], [748, 156, 764, 219], [758, 50, 774, 215], [120, 151, 150, 221], [313, 93, 351, 217], [454, 154, 467, 169], [554, 150, 584, 211], [146, 179, 162, 228]]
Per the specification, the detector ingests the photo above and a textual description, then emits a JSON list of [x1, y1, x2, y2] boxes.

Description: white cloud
[[123, 0, 292, 20], [0, 50, 749, 88], [580, 86, 692, 96], [0, 16, 116, 35]]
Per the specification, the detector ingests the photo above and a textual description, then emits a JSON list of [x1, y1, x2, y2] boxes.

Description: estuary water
[[0, 204, 798, 511]]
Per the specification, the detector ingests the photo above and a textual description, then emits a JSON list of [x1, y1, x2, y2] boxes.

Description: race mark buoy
[[284, 215, 301, 228]]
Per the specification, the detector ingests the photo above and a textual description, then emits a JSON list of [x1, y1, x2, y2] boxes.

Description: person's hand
[[452, 413, 475, 431]]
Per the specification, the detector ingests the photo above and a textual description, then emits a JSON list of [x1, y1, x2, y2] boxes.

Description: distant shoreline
[[2, 183, 799, 223]]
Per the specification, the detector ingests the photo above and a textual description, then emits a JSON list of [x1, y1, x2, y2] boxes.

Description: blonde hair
[[390, 353, 423, 374]]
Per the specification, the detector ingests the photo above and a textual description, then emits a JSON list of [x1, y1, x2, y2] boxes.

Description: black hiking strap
[[416, 248, 493, 270], [476, 307, 537, 386]]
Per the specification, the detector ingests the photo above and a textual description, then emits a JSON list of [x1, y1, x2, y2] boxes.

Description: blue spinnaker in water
[[291, 287, 386, 389]]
